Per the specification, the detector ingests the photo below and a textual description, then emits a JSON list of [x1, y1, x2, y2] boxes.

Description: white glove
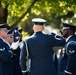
[[42, 27, 52, 35], [10, 40, 19, 50]]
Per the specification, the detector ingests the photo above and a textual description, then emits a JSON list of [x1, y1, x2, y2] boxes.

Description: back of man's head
[[32, 18, 46, 32], [33, 25, 44, 32]]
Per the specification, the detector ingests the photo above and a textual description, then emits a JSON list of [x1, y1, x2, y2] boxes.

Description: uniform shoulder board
[[66, 41, 76, 55]]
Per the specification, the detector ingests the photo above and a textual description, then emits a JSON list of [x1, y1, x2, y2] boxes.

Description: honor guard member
[[6, 27, 18, 45], [20, 18, 66, 75], [42, 27, 58, 72], [58, 23, 76, 75], [7, 28, 23, 75], [0, 23, 13, 75]]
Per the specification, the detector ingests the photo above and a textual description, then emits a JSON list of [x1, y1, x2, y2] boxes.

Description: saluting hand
[[10, 30, 21, 50], [14, 30, 21, 42]]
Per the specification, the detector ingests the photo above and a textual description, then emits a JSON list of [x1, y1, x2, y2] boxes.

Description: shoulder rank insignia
[[69, 50, 75, 54], [66, 41, 76, 55], [0, 47, 5, 51]]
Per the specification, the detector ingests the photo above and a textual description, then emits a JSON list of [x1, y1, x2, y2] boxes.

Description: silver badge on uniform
[[15, 37, 19, 40], [62, 48, 65, 53]]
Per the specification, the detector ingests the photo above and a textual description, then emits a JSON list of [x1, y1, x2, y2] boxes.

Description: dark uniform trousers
[[58, 35, 76, 75], [12, 47, 23, 75], [0, 38, 13, 75], [52, 50, 58, 73], [20, 32, 65, 75]]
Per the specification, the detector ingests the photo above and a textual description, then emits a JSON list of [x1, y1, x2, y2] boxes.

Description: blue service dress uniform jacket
[[58, 35, 76, 75], [20, 32, 65, 75], [0, 38, 13, 75]]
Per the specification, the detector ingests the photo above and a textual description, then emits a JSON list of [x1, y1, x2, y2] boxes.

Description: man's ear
[[32, 26, 34, 30], [42, 26, 45, 31], [0, 30, 1, 34]]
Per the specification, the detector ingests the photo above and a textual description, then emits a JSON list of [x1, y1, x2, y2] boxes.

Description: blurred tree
[[0, 1, 8, 23], [0, 0, 76, 35]]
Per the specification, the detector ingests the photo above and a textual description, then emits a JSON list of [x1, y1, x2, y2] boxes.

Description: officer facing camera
[[6, 27, 18, 45], [10, 29, 21, 50], [58, 23, 76, 75], [6, 28, 22, 75], [0, 23, 13, 75], [20, 18, 66, 75]]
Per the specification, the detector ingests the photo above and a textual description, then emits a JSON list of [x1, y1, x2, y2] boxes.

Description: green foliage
[[1, 0, 76, 30], [22, 31, 30, 40]]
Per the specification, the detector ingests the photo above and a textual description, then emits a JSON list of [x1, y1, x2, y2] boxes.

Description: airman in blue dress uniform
[[0, 23, 13, 75], [58, 23, 76, 75], [7, 28, 23, 75], [20, 18, 66, 75]]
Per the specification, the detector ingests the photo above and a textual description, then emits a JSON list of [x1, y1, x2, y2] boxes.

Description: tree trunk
[[0, 1, 8, 24], [10, 0, 40, 28]]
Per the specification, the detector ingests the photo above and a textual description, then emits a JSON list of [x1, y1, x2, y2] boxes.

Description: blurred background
[[0, 0, 76, 52]]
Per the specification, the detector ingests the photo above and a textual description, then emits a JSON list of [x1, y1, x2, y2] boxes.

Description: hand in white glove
[[10, 30, 21, 50], [10, 41, 19, 50], [42, 27, 52, 35], [14, 30, 21, 42]]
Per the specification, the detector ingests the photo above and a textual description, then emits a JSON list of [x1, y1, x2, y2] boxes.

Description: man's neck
[[66, 35, 73, 42], [34, 30, 42, 33]]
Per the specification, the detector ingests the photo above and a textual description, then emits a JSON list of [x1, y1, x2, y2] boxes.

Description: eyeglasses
[[8, 34, 14, 38], [0, 28, 7, 31]]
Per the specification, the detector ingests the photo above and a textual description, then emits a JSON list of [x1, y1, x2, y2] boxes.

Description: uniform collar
[[0, 37, 4, 41], [0, 37, 10, 47], [34, 31, 42, 34], [66, 35, 73, 42], [5, 41, 10, 47]]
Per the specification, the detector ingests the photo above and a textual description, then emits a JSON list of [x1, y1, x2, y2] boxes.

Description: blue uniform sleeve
[[0, 43, 13, 62], [65, 41, 76, 75], [20, 41, 27, 74], [50, 33, 66, 46]]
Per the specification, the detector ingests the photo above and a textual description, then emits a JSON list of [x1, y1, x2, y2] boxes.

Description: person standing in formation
[[6, 28, 23, 75], [58, 23, 76, 75], [0, 23, 13, 75], [20, 18, 66, 75]]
